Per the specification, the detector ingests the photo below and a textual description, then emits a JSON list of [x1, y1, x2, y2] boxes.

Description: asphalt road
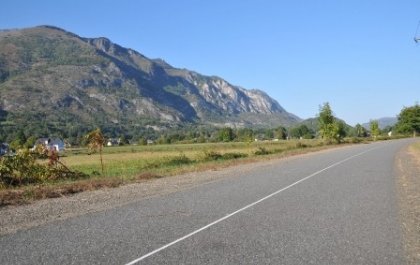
[[0, 139, 413, 264]]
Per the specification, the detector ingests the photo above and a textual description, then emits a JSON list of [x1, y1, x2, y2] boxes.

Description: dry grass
[[396, 141, 420, 265], [0, 172, 162, 206]]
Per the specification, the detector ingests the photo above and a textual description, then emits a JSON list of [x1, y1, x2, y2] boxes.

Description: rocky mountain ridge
[[0, 25, 300, 132]]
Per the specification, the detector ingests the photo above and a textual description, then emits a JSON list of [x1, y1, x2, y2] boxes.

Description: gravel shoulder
[[395, 140, 420, 265]]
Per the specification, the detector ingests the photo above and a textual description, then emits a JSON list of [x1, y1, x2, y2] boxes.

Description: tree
[[118, 135, 129, 145], [138, 138, 147, 146], [236, 128, 254, 142], [354, 123, 367, 137], [370, 120, 380, 141], [274, 126, 287, 140], [318, 102, 343, 143], [16, 130, 27, 146], [9, 129, 27, 150], [85, 128, 105, 175], [218, 127, 234, 142], [264, 129, 274, 139], [335, 121, 347, 140], [24, 136, 37, 149], [289, 124, 314, 139], [318, 102, 335, 141], [395, 104, 420, 137]]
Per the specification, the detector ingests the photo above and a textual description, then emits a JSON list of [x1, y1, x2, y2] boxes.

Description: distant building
[[33, 138, 65, 152], [0, 143, 9, 156], [107, 138, 120, 146]]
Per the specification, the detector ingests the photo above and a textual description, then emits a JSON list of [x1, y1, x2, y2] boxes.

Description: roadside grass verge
[[0, 138, 373, 206], [397, 141, 420, 265]]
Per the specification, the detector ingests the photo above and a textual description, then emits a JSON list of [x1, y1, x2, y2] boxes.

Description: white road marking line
[[125, 146, 380, 265]]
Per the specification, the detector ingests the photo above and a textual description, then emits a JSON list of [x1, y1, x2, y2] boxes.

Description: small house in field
[[0, 143, 9, 156], [107, 138, 120, 146], [33, 138, 65, 152]]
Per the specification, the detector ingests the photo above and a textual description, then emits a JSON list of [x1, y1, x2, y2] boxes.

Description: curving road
[[0, 139, 414, 264]]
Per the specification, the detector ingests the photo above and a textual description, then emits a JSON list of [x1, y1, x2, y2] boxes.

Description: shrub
[[0, 149, 88, 188], [0, 150, 44, 186], [203, 151, 223, 161], [221, 152, 248, 160], [254, 147, 272, 156], [202, 151, 248, 161], [165, 154, 192, 166], [295, 142, 308, 148]]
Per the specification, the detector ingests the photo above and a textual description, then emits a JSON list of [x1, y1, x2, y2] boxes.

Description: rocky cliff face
[[0, 25, 300, 128]]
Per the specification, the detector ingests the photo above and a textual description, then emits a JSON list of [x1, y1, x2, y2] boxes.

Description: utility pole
[[414, 21, 420, 43]]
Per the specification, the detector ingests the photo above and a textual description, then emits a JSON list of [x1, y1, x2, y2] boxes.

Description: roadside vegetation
[[1, 102, 418, 206], [396, 141, 420, 265]]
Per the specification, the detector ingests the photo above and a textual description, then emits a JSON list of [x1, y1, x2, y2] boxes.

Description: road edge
[[395, 140, 420, 265]]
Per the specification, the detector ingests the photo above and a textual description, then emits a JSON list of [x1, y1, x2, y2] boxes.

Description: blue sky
[[1, 0, 419, 125]]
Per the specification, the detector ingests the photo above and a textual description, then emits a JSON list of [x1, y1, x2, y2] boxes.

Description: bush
[[295, 142, 308, 148], [0, 151, 46, 186], [0, 149, 88, 188], [254, 147, 272, 155], [165, 154, 192, 166], [221, 152, 248, 160], [203, 151, 223, 161], [202, 151, 248, 161]]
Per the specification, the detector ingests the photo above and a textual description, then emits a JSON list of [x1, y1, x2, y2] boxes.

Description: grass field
[[61, 139, 326, 179]]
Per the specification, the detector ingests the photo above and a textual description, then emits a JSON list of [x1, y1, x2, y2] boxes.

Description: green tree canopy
[[289, 124, 314, 139], [236, 128, 254, 142], [318, 102, 334, 139], [318, 102, 346, 143], [318, 102, 343, 143], [274, 126, 288, 140], [395, 104, 420, 136], [353, 123, 368, 137], [218, 127, 235, 142], [370, 120, 380, 140]]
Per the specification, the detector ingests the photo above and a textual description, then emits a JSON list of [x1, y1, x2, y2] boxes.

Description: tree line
[[1, 103, 418, 149]]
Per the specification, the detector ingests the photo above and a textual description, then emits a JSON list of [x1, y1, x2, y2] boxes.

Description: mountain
[[0, 25, 300, 137], [362, 117, 397, 130]]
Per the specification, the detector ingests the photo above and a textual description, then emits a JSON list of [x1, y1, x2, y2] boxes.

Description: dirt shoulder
[[395, 141, 420, 265]]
